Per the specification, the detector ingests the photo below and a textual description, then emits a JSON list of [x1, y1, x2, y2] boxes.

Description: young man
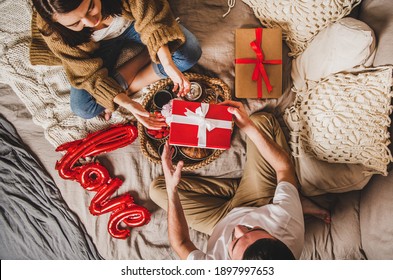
[[150, 100, 330, 260]]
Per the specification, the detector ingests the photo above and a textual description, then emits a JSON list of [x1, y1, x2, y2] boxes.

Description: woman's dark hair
[[32, 0, 122, 46], [242, 238, 296, 260]]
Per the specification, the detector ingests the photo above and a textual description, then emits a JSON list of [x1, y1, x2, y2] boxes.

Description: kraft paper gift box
[[235, 28, 282, 99], [168, 100, 233, 150]]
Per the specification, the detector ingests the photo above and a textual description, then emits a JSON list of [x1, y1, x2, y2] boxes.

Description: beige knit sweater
[[29, 0, 185, 111]]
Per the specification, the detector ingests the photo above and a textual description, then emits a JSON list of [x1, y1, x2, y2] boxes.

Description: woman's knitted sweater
[[29, 0, 185, 111]]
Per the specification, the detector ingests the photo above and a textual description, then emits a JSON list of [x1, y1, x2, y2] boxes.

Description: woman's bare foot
[[300, 195, 331, 224], [104, 109, 112, 121]]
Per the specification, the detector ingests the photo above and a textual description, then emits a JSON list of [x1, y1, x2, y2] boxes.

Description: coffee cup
[[153, 90, 173, 109]]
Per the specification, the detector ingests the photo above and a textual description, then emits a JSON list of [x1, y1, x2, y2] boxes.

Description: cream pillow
[[285, 66, 393, 176], [294, 153, 372, 196], [242, 0, 362, 57], [292, 17, 376, 91]]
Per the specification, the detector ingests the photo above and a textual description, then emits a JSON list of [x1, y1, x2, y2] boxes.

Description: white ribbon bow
[[171, 103, 232, 148]]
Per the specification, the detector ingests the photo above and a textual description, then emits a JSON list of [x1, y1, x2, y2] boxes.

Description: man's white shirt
[[187, 181, 305, 260]]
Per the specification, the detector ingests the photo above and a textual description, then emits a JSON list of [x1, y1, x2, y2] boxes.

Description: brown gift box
[[235, 28, 282, 99]]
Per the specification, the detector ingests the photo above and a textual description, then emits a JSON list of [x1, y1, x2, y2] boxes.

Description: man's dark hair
[[242, 238, 295, 260], [32, 0, 122, 47]]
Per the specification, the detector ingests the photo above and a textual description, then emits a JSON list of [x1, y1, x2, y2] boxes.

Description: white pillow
[[242, 0, 362, 57], [292, 18, 376, 91], [285, 66, 393, 176]]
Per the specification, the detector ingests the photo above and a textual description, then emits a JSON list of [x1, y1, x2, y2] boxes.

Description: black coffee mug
[[153, 90, 173, 109]]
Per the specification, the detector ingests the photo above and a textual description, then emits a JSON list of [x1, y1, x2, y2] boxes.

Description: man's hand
[[161, 141, 197, 259], [220, 100, 255, 133], [222, 101, 297, 186], [161, 141, 184, 195]]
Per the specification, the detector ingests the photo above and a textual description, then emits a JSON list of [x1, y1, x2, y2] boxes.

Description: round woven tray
[[138, 73, 231, 171]]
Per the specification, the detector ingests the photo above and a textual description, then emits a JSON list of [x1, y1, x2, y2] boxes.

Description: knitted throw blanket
[[0, 0, 139, 147]]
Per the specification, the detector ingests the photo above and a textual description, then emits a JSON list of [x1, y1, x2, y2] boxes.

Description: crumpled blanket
[[0, 114, 102, 260]]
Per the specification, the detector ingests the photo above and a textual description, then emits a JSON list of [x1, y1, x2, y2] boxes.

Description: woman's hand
[[127, 101, 166, 129], [220, 100, 255, 133], [163, 62, 190, 97], [161, 141, 183, 195], [114, 93, 165, 130], [157, 45, 191, 97]]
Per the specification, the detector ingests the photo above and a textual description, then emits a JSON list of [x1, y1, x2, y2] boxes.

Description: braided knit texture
[[285, 67, 393, 176], [0, 0, 141, 147], [242, 0, 362, 57]]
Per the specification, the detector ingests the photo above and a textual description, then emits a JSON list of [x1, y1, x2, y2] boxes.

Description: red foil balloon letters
[[55, 124, 151, 239]]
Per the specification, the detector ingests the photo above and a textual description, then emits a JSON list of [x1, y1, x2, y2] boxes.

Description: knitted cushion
[[285, 66, 393, 176], [242, 0, 362, 57]]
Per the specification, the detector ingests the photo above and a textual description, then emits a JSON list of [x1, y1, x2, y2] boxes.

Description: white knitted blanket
[[0, 0, 139, 147]]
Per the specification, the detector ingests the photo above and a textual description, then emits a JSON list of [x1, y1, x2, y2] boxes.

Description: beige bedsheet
[[4, 0, 393, 260]]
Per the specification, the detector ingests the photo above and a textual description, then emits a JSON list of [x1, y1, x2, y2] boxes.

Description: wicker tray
[[138, 73, 231, 171]]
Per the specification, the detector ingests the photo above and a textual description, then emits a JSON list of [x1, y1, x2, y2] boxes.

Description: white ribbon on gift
[[171, 103, 232, 148]]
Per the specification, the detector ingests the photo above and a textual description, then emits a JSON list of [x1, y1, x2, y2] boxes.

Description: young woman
[[30, 0, 202, 128]]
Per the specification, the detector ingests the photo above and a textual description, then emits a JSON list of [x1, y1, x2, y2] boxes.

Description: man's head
[[228, 225, 295, 260]]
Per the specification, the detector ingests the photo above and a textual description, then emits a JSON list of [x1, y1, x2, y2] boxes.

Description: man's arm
[[244, 122, 296, 186], [221, 100, 297, 187], [161, 142, 198, 259]]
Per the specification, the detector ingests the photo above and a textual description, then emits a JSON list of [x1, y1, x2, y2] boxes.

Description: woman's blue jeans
[[70, 23, 202, 119]]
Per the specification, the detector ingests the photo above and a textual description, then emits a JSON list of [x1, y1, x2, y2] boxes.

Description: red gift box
[[168, 100, 233, 150]]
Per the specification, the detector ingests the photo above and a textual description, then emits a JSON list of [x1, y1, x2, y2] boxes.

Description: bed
[[0, 0, 392, 260]]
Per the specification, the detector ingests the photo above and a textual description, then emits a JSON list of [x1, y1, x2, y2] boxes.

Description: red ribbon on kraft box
[[235, 28, 282, 98]]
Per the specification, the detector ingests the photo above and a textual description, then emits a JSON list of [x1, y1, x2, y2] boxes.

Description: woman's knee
[[70, 87, 105, 119], [174, 26, 202, 70], [70, 103, 96, 119]]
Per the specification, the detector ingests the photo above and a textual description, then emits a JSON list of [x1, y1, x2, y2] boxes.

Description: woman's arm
[[113, 93, 165, 129], [40, 36, 121, 112], [127, 0, 186, 63], [39, 23, 163, 129], [44, 38, 164, 128], [157, 45, 190, 96]]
